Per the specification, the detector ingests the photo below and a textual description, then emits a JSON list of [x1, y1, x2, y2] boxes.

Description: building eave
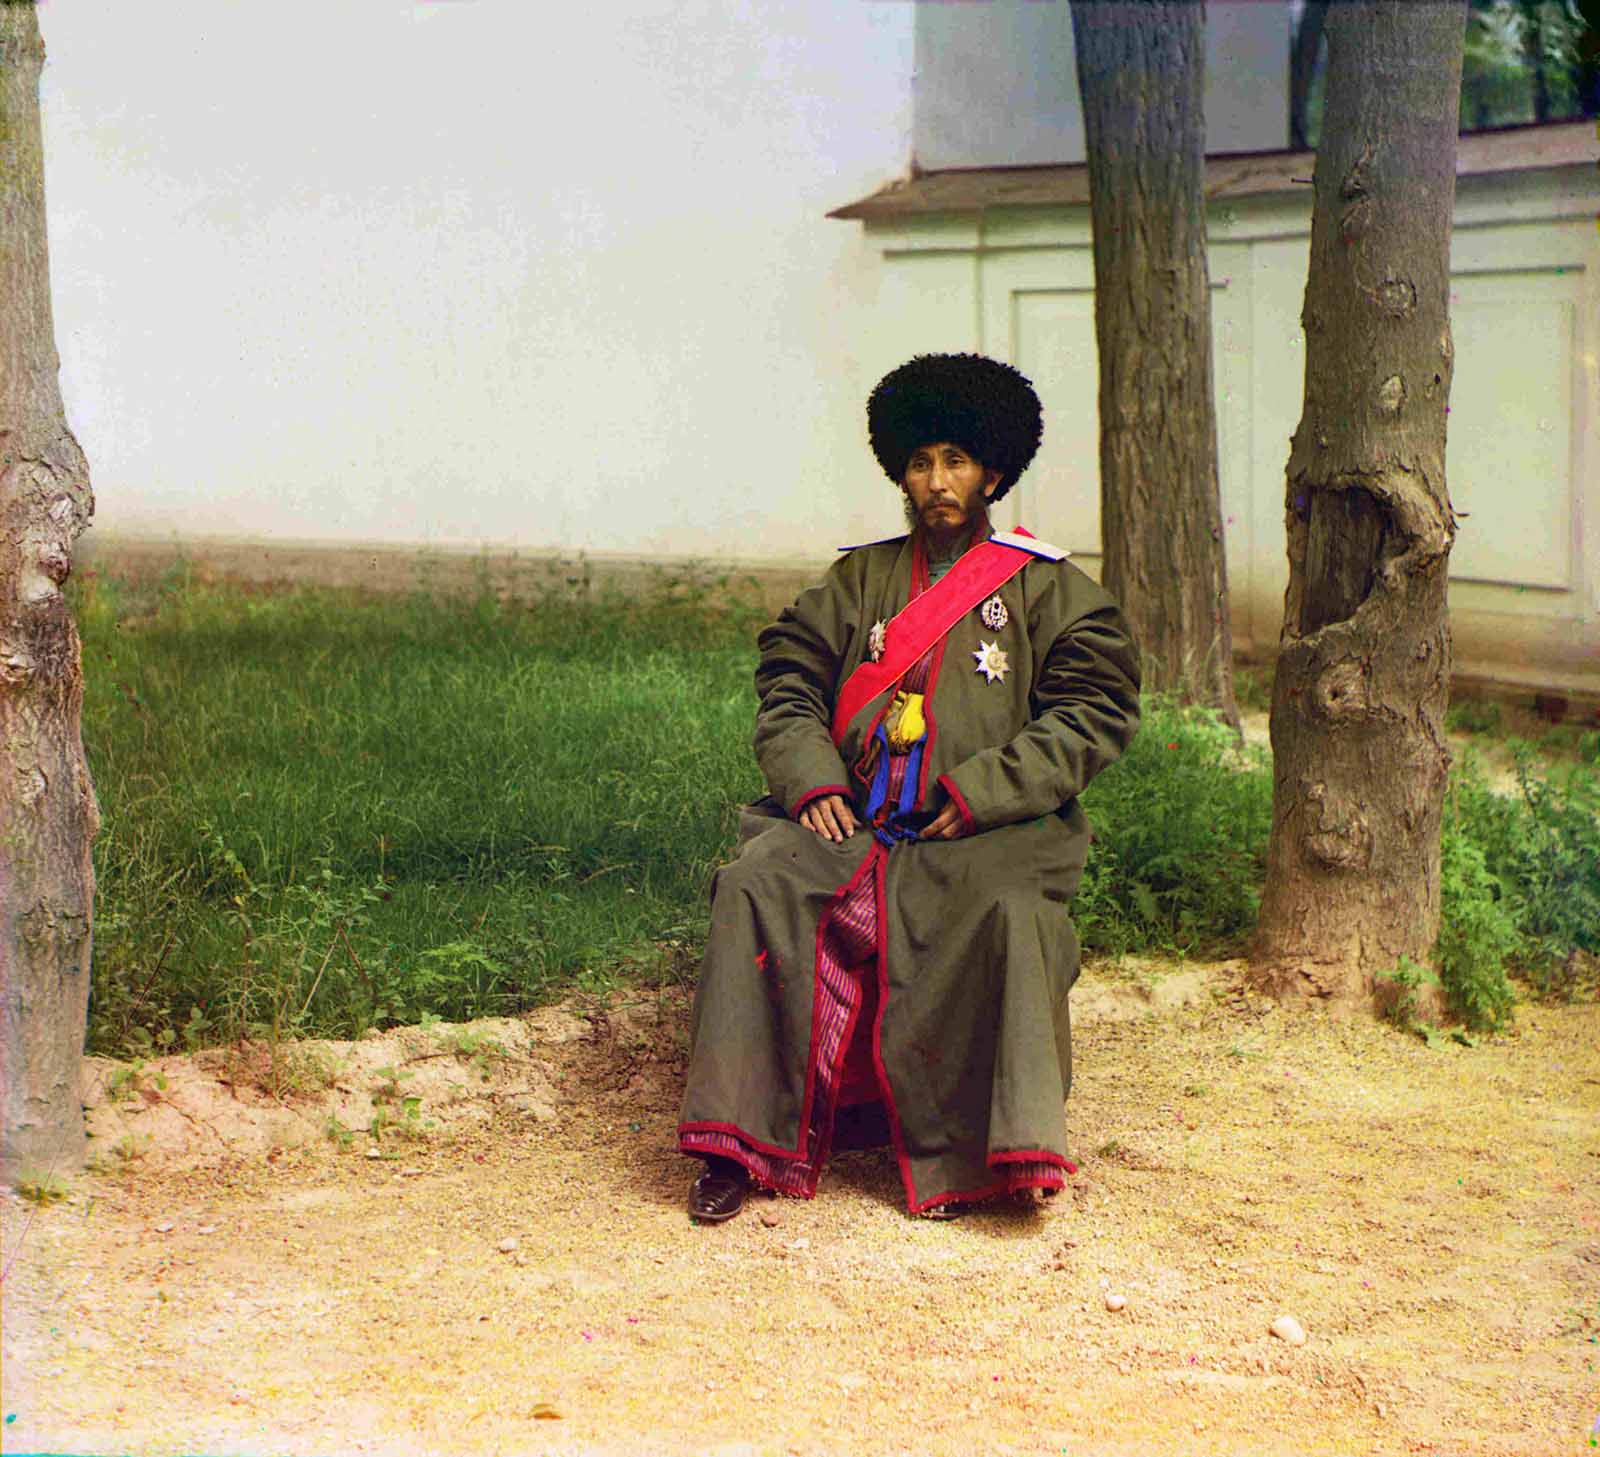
[[827, 119, 1600, 222]]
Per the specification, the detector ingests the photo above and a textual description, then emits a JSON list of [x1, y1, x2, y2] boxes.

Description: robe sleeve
[[936, 572, 1141, 832], [751, 553, 863, 817]]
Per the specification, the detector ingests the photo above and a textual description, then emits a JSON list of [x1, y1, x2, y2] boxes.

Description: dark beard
[[902, 495, 968, 535], [902, 493, 980, 556]]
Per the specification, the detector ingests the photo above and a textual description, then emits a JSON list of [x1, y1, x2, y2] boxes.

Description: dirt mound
[[77, 1006, 599, 1171], [75, 975, 1221, 1173]]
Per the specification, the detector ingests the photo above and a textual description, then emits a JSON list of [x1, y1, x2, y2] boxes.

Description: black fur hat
[[867, 353, 1043, 501]]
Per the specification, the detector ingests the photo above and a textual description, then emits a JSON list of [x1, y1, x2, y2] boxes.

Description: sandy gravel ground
[[3, 965, 1596, 1457]]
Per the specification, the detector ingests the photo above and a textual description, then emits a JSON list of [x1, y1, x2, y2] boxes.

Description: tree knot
[[1375, 278, 1417, 319], [1301, 782, 1373, 871], [1314, 660, 1371, 719]]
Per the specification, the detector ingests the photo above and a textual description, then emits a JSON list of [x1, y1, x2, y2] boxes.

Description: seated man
[[678, 353, 1141, 1221]]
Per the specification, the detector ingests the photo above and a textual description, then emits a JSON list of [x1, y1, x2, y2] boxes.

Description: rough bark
[[1070, 0, 1239, 729], [1252, 1, 1465, 1009], [1, 1, 98, 1185]]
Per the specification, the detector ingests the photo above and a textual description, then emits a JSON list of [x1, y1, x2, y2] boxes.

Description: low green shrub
[[1435, 821, 1520, 1031], [1444, 744, 1600, 1003], [1076, 700, 1272, 957]]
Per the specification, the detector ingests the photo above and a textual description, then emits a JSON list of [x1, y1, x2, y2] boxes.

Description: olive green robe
[[679, 529, 1140, 1212]]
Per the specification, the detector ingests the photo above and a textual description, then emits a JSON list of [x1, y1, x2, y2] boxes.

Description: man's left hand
[[920, 802, 970, 841]]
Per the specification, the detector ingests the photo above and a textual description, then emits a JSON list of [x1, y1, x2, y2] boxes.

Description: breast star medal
[[973, 639, 1009, 684], [867, 619, 887, 663], [979, 593, 1008, 631]]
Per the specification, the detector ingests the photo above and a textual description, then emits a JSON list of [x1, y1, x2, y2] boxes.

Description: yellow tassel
[[885, 691, 927, 752]]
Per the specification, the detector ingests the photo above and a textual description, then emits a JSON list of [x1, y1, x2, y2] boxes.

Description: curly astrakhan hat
[[867, 352, 1043, 502]]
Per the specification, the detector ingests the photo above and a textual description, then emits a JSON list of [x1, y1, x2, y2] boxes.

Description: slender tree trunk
[[1, 0, 98, 1185], [1523, 4, 1550, 122], [1252, 1, 1465, 1009], [1071, 0, 1239, 728], [1290, 1, 1330, 150], [1577, 0, 1600, 116]]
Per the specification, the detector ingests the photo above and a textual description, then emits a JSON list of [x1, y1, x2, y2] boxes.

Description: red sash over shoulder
[[830, 527, 1050, 746]]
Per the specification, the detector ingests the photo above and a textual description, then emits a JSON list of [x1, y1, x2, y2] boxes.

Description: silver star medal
[[867, 619, 887, 663], [973, 639, 1009, 684], [979, 593, 1008, 631]]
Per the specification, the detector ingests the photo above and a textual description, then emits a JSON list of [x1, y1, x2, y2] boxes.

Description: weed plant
[[1231, 666, 1273, 714], [1444, 697, 1503, 736], [78, 572, 1595, 1057], [1075, 701, 1272, 956], [1434, 827, 1521, 1032], [1441, 745, 1600, 1017]]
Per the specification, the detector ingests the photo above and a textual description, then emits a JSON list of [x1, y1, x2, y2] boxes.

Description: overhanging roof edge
[[827, 120, 1599, 223]]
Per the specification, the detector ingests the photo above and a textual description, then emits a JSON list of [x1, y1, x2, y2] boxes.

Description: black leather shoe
[[689, 1161, 749, 1223], [919, 1199, 974, 1221]]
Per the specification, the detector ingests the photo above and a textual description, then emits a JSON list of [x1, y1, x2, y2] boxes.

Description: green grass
[[79, 567, 765, 1056], [1231, 664, 1273, 714], [76, 570, 1596, 1058], [1444, 689, 1600, 767]]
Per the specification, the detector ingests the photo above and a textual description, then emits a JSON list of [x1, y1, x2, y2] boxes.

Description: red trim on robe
[[910, 1165, 1067, 1216], [868, 842, 920, 1208], [990, 1148, 1076, 1171], [935, 773, 976, 837], [679, 842, 884, 1197], [916, 636, 951, 798], [676, 1120, 808, 1163]]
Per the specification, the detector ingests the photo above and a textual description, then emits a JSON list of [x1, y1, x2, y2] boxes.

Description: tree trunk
[[1, 1, 98, 1186], [1070, 0, 1239, 728], [1252, 1, 1465, 1009], [1577, 0, 1600, 117], [1523, 3, 1550, 123], [1290, 1, 1330, 150]]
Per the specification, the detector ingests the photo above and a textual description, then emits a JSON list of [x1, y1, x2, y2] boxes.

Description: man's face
[[901, 441, 1000, 538]]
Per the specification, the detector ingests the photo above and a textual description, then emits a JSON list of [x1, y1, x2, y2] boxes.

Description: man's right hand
[[799, 793, 857, 843]]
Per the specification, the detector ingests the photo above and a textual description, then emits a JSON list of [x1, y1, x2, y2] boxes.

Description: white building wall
[[40, 2, 1594, 693], [911, 0, 1291, 170], [41, 0, 915, 562], [852, 165, 1600, 695]]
